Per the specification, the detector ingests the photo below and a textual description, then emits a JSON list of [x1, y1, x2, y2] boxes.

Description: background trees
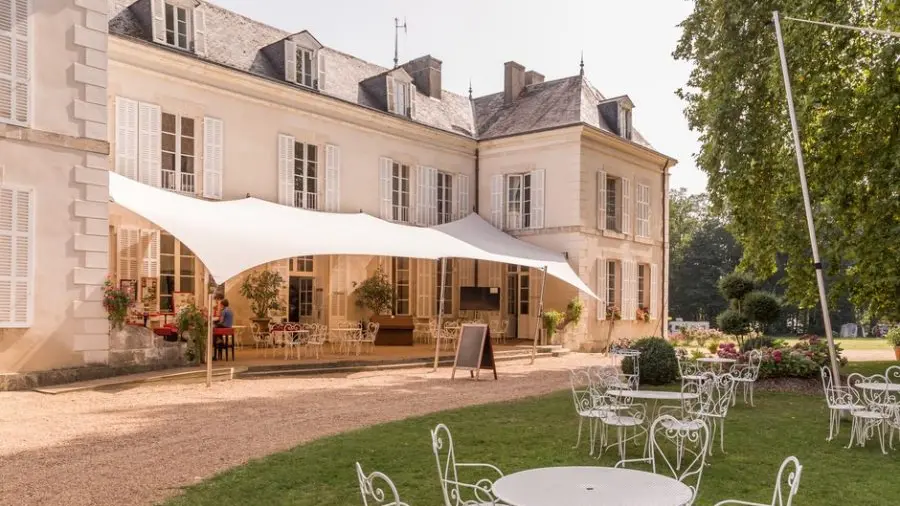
[[673, 0, 900, 322]]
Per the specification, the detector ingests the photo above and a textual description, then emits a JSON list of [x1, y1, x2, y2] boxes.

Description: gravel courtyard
[[0, 354, 603, 506]]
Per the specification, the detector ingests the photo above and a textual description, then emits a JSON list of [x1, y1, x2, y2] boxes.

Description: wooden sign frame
[[450, 323, 498, 381]]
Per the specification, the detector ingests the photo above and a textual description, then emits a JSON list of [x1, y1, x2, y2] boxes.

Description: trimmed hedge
[[621, 337, 679, 385]]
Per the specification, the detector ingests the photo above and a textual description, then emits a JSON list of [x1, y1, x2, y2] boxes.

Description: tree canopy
[[674, 0, 900, 320]]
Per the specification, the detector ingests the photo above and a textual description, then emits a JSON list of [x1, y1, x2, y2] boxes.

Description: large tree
[[674, 1, 900, 320]]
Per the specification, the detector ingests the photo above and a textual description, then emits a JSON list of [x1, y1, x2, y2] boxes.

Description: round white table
[[606, 390, 699, 401], [493, 466, 692, 506], [855, 382, 900, 393], [697, 357, 736, 372]]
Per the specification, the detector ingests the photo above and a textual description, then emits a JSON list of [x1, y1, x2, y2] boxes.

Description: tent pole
[[205, 273, 214, 387], [773, 11, 840, 387], [530, 266, 548, 365], [432, 257, 447, 371]]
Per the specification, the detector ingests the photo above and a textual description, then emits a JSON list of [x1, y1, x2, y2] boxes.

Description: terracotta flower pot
[[894, 346, 900, 361]]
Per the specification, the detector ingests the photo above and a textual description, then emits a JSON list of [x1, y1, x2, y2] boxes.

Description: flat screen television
[[459, 286, 501, 311]]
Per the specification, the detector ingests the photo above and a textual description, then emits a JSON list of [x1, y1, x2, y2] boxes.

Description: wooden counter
[[371, 315, 414, 346]]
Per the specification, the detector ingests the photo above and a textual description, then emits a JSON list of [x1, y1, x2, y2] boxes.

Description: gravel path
[[0, 354, 605, 506]]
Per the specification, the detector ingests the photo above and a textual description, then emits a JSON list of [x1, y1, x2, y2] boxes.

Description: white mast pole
[[432, 257, 447, 371]]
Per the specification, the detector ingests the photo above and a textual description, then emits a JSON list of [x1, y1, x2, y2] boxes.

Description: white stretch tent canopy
[[108, 172, 597, 298]]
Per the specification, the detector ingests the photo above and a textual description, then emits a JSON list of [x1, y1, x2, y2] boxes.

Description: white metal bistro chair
[[593, 377, 648, 461], [305, 323, 327, 359], [730, 349, 762, 406], [846, 372, 891, 454], [820, 366, 853, 441], [690, 372, 736, 456], [713, 456, 803, 506], [356, 321, 379, 355], [679, 357, 705, 385], [569, 368, 613, 456], [611, 347, 641, 390], [250, 321, 271, 351], [655, 380, 708, 469], [616, 414, 710, 506], [355, 462, 409, 506], [431, 423, 504, 506]]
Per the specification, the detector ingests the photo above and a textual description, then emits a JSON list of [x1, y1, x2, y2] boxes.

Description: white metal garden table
[[492, 466, 692, 506], [697, 357, 736, 372], [606, 389, 700, 428], [854, 382, 900, 393]]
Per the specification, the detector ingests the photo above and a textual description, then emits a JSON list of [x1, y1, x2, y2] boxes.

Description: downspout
[[657, 159, 672, 338], [473, 147, 480, 285]]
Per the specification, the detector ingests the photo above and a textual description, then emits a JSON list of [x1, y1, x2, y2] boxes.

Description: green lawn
[[781, 338, 892, 351], [166, 369, 900, 506]]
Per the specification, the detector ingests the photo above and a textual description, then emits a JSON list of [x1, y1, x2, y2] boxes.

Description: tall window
[[293, 142, 318, 209], [161, 113, 195, 193], [606, 177, 619, 231], [160, 232, 195, 311], [390, 80, 411, 116], [619, 106, 633, 140], [289, 277, 313, 321], [289, 256, 314, 273], [606, 260, 618, 308], [637, 264, 646, 308], [435, 260, 452, 315], [296, 47, 315, 88], [392, 162, 410, 222], [164, 3, 190, 50], [506, 265, 529, 316], [505, 173, 532, 229], [437, 172, 453, 224], [393, 257, 410, 315]]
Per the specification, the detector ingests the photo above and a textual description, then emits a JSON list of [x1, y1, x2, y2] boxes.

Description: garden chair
[[886, 365, 900, 385], [355, 462, 409, 506], [820, 366, 853, 441], [610, 348, 641, 390], [678, 356, 705, 385], [729, 349, 762, 407], [713, 456, 803, 506], [250, 321, 271, 351], [569, 368, 616, 455], [357, 321, 379, 355], [305, 323, 327, 359], [430, 423, 505, 506], [593, 375, 648, 461], [615, 414, 710, 506], [683, 372, 736, 456], [845, 372, 891, 454]]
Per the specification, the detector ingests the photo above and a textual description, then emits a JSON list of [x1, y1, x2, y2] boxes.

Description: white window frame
[[605, 175, 619, 231], [289, 256, 314, 273], [161, 112, 196, 194], [159, 231, 197, 312], [393, 257, 411, 316], [607, 260, 618, 310], [329, 255, 348, 319], [295, 46, 316, 88], [456, 174, 470, 219], [436, 171, 453, 225], [391, 162, 411, 223], [505, 174, 529, 229], [0, 0, 30, 126], [0, 184, 34, 327], [163, 2, 192, 50], [436, 259, 453, 316], [292, 141, 319, 210], [619, 105, 633, 140]]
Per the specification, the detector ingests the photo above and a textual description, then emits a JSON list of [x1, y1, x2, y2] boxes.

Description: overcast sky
[[214, 0, 706, 194]]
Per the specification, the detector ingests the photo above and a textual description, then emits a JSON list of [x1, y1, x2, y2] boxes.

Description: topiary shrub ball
[[742, 291, 781, 329], [741, 335, 775, 353], [717, 309, 749, 336], [621, 336, 679, 385], [718, 272, 756, 302]]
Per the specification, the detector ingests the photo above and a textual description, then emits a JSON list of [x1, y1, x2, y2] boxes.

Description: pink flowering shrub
[[716, 341, 741, 360], [750, 335, 847, 379]]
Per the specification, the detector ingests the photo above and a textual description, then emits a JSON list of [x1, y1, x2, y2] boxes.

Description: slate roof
[[107, 0, 653, 149]]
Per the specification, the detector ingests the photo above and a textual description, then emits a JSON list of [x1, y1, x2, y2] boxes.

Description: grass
[[780, 338, 892, 351], [166, 370, 900, 506]]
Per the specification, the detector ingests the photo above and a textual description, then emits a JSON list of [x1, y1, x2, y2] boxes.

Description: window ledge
[[634, 236, 654, 245], [602, 230, 626, 240]]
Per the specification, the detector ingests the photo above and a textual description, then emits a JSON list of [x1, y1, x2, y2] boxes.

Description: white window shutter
[[409, 87, 416, 118], [150, 0, 166, 43], [0, 187, 34, 327], [596, 257, 606, 321], [386, 76, 395, 113], [379, 157, 393, 220], [645, 185, 653, 238], [284, 40, 296, 83], [650, 263, 659, 319], [202, 117, 224, 199], [115, 97, 139, 181], [456, 173, 469, 219], [426, 167, 437, 226], [329, 256, 348, 319], [277, 134, 295, 206], [458, 259, 474, 287], [192, 7, 207, 56], [622, 178, 632, 235], [530, 168, 545, 229], [317, 51, 326, 90], [138, 102, 161, 188], [416, 259, 433, 317], [0, 0, 29, 124], [140, 229, 160, 277], [490, 174, 503, 228], [597, 169, 607, 230], [623, 260, 635, 320], [117, 227, 140, 282], [324, 144, 340, 212], [414, 165, 425, 225]]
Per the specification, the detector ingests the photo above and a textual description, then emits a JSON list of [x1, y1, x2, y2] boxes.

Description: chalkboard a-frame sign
[[451, 324, 498, 380]]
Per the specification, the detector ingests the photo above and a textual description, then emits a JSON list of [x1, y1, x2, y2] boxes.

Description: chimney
[[524, 70, 544, 86], [401, 55, 442, 99], [504, 61, 526, 104]]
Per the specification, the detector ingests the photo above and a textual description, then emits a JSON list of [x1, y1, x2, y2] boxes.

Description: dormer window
[[619, 105, 633, 140], [164, 3, 190, 50], [150, 0, 207, 55], [281, 33, 326, 90], [387, 76, 415, 118], [295, 46, 315, 88]]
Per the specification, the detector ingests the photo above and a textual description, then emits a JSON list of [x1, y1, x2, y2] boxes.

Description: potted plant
[[176, 303, 208, 364], [354, 267, 395, 322], [239, 269, 285, 328], [102, 278, 131, 331], [636, 305, 651, 322], [886, 327, 900, 361]]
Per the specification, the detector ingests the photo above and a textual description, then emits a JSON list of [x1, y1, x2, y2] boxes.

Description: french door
[[506, 265, 531, 340]]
